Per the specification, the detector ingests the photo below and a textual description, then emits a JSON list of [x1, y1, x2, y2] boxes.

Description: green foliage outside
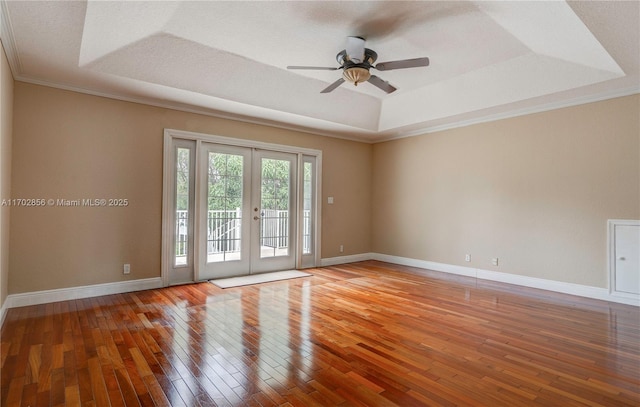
[[176, 148, 190, 211], [207, 153, 243, 211], [260, 158, 290, 211], [176, 150, 292, 212]]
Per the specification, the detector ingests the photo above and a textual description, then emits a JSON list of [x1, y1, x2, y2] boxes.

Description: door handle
[[254, 216, 260, 220]]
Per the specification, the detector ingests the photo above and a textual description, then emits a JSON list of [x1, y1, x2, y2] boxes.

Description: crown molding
[[376, 85, 640, 143], [14, 73, 379, 143], [0, 0, 22, 76], [20, 72, 638, 146], [17, 72, 638, 145]]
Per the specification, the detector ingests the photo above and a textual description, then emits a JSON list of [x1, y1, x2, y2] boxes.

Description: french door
[[198, 145, 297, 279], [164, 130, 320, 286]]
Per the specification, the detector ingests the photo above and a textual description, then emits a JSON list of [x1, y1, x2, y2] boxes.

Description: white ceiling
[[1, 1, 638, 142]]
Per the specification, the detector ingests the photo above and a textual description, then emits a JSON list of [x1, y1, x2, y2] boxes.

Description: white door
[[199, 144, 252, 279], [614, 224, 640, 295], [251, 150, 297, 274], [198, 144, 296, 280]]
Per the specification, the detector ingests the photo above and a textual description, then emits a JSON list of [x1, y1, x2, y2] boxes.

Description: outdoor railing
[[176, 209, 311, 256]]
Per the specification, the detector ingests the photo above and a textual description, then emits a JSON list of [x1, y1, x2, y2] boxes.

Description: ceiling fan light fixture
[[343, 67, 371, 86], [287, 37, 427, 93]]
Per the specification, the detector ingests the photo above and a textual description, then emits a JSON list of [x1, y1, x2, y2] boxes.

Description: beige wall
[[373, 95, 640, 288], [8, 80, 639, 295], [0, 41, 13, 309], [10, 82, 372, 294]]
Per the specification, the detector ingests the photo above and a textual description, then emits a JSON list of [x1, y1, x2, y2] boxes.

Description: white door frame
[[608, 219, 640, 301], [161, 129, 322, 286]]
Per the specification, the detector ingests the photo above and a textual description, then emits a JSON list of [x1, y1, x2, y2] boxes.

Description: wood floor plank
[[64, 384, 82, 407], [113, 367, 141, 407], [1, 261, 638, 406], [5, 376, 24, 407], [87, 357, 110, 406], [19, 382, 37, 407], [50, 367, 66, 406], [27, 343, 42, 384]]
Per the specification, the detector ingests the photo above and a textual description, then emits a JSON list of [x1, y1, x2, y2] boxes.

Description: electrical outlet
[[339, 245, 344, 253], [491, 258, 499, 266], [465, 254, 471, 262], [123, 264, 131, 274]]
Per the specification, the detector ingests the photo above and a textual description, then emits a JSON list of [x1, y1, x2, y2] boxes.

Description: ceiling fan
[[287, 36, 429, 94]]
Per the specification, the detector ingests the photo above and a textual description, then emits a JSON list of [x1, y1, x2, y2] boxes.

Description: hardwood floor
[[1, 261, 639, 406]]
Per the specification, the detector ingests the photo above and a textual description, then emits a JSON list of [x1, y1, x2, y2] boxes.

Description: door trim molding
[[165, 128, 323, 156], [162, 129, 323, 286], [161, 134, 173, 287]]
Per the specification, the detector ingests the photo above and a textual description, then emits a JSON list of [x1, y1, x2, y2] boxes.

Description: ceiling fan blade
[[367, 75, 397, 94], [320, 78, 345, 93], [375, 57, 430, 71], [346, 36, 366, 63], [287, 66, 339, 71]]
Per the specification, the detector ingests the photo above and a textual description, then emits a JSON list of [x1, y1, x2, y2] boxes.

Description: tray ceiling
[[1, 1, 638, 142]]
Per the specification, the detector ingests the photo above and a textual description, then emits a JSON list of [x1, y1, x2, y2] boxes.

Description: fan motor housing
[[336, 48, 378, 68]]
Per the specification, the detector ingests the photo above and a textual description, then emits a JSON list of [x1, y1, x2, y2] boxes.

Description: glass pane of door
[[260, 158, 291, 258], [299, 155, 316, 269], [207, 152, 244, 263], [175, 147, 190, 266], [302, 160, 313, 255]]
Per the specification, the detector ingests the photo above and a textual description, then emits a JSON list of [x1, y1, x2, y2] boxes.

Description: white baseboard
[[474, 268, 613, 301], [2, 253, 636, 315], [320, 253, 373, 267], [371, 254, 478, 278], [0, 298, 8, 327], [4, 277, 163, 309], [321, 253, 639, 307]]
